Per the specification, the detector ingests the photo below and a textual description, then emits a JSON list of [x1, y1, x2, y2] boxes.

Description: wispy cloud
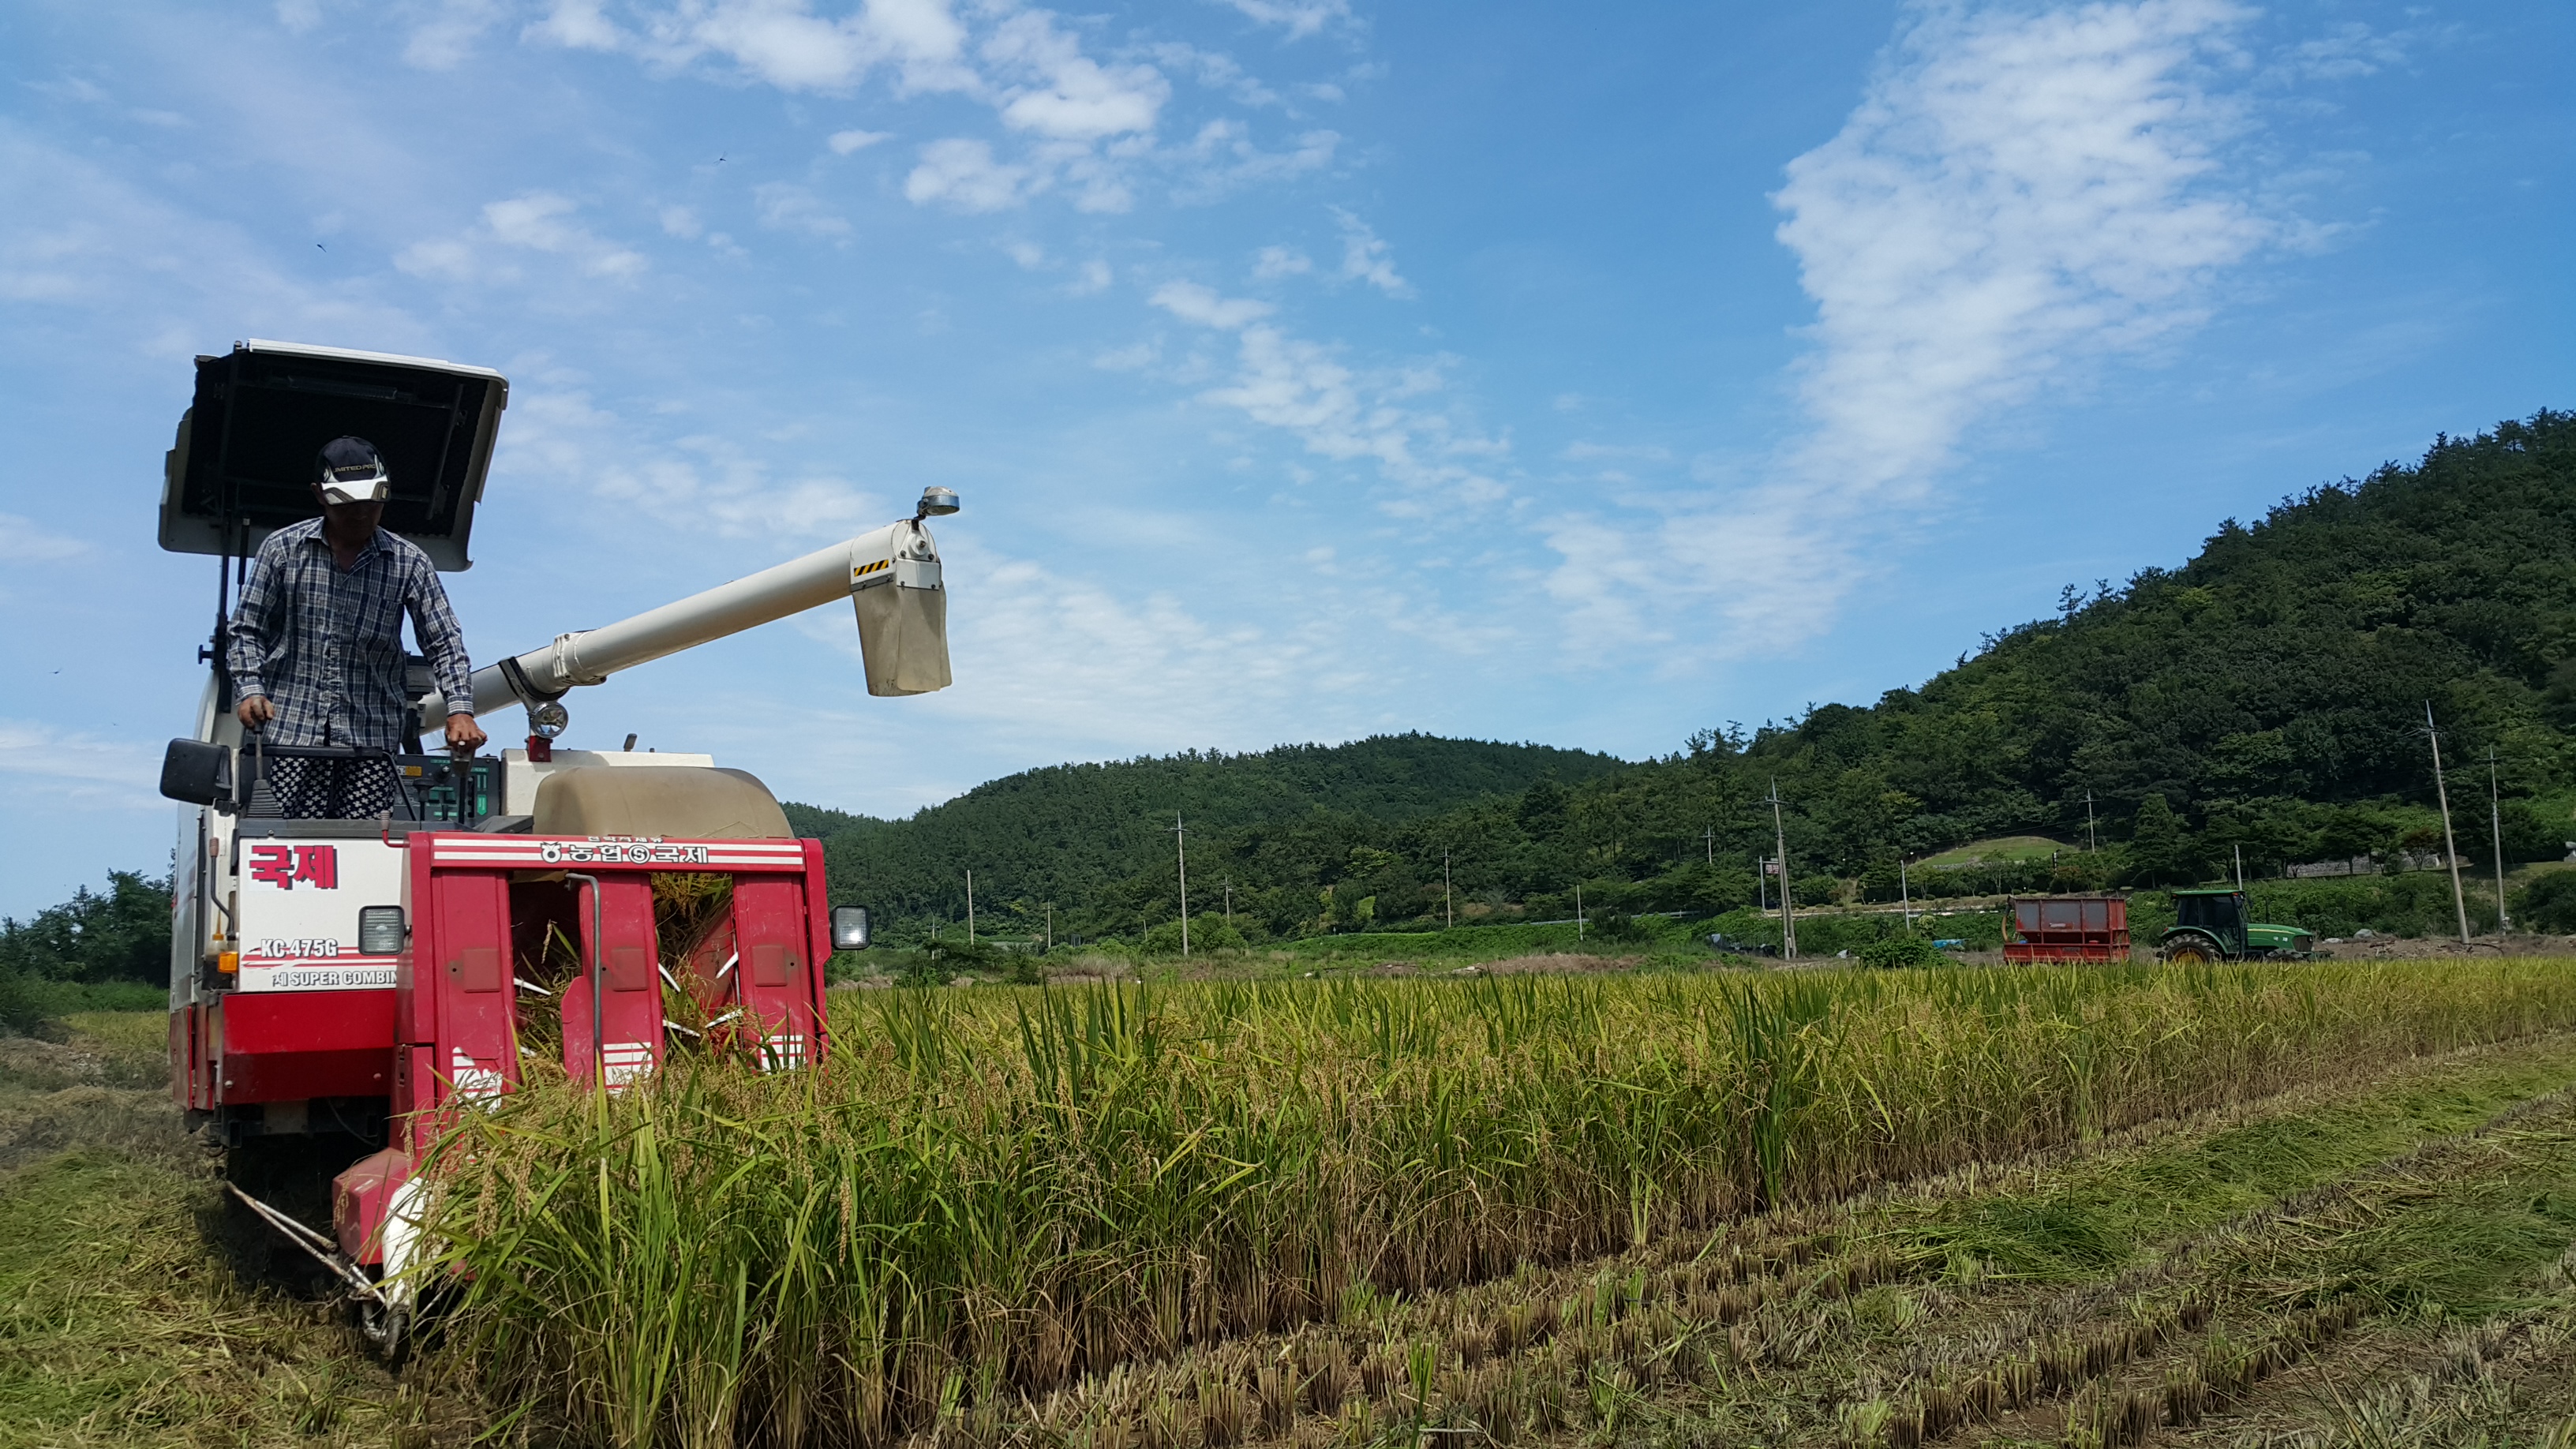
[[513, 1, 1329, 215], [1331, 207, 1408, 295], [1544, 0, 2274, 655], [0, 515, 93, 562], [0, 719, 163, 811], [528, 0, 976, 94], [754, 182, 852, 239], [398, 191, 649, 283], [0, 126, 428, 356], [1148, 280, 1507, 513], [503, 385, 887, 541], [1216, 0, 1353, 43], [906, 137, 1036, 212]]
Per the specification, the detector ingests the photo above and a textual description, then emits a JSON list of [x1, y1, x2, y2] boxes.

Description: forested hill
[[785, 734, 1627, 929], [799, 410, 2576, 943]]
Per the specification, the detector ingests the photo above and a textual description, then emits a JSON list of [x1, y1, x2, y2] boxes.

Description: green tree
[[2126, 795, 2199, 886], [0, 871, 170, 986]]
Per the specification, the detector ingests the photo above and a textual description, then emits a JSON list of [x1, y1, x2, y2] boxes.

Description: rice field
[[416, 958, 2576, 1449]]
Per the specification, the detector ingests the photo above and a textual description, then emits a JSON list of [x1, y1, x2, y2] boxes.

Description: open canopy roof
[[159, 340, 507, 571]]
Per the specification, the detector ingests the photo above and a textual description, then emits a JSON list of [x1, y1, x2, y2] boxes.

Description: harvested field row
[[423, 959, 2576, 1447]]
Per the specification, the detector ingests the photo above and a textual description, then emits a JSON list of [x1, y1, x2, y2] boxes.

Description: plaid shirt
[[225, 519, 474, 750]]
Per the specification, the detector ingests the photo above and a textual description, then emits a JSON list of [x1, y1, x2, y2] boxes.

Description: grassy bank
[[427, 957, 2576, 1447], [0, 1013, 466, 1448]]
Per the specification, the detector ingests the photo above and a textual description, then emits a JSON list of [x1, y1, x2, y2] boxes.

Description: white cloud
[[402, 0, 507, 69], [441, 190, 650, 279], [529, 0, 975, 94], [983, 9, 1169, 141], [1171, 125, 1339, 203], [1253, 245, 1311, 279], [660, 204, 703, 238], [1560, 442, 1672, 464], [0, 129, 427, 354], [0, 515, 91, 562], [2281, 22, 2414, 80], [1151, 287, 1510, 513], [1148, 41, 1279, 107], [0, 719, 163, 811], [394, 237, 476, 280], [829, 127, 893, 153], [1218, 0, 1352, 42], [1072, 258, 1113, 294], [1775, 0, 2266, 500], [504, 386, 883, 541], [1544, 0, 2274, 658], [754, 182, 853, 239], [1148, 280, 1274, 330], [904, 137, 1035, 211], [1331, 207, 1409, 295], [1093, 339, 1159, 371]]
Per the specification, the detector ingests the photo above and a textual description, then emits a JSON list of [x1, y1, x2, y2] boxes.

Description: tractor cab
[[2159, 889, 2316, 963]]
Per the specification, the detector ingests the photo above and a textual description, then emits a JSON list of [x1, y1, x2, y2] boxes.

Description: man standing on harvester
[[226, 436, 487, 817]]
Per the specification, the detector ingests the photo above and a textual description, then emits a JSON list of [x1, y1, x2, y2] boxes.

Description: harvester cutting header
[[156, 339, 955, 1349]]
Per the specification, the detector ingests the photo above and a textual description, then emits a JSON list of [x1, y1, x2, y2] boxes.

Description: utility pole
[[1575, 883, 1585, 941], [1443, 852, 1453, 930], [1044, 902, 1053, 953], [1755, 853, 1767, 913], [2232, 844, 2244, 893], [2425, 703, 2471, 945], [1900, 855, 1913, 933], [1170, 814, 1191, 957], [966, 870, 975, 945], [1767, 777, 1797, 960], [2491, 747, 2510, 934], [2085, 790, 2099, 854], [1702, 827, 1715, 867], [1224, 879, 1233, 926]]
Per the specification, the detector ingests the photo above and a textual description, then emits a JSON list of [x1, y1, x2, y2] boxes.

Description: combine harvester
[[155, 340, 956, 1350]]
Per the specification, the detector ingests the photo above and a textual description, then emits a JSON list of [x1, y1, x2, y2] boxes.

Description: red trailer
[[2002, 895, 2130, 963]]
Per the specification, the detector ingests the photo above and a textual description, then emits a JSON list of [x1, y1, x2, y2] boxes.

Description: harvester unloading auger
[[155, 340, 956, 1353]]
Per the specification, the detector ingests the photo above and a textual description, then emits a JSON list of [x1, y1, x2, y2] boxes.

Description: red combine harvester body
[[174, 830, 837, 1268], [157, 341, 958, 1349], [2001, 895, 2130, 964]]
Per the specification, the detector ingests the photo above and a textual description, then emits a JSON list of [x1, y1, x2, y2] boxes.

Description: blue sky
[[1, 0, 2568, 915]]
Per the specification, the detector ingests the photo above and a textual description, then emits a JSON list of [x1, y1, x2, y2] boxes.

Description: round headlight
[[529, 698, 571, 739]]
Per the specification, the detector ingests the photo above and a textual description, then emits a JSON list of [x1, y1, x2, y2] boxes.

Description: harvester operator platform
[[224, 436, 488, 818]]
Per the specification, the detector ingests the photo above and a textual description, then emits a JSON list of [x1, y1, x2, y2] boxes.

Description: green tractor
[[2158, 888, 2317, 964]]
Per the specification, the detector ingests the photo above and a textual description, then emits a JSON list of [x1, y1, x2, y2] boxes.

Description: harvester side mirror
[[830, 905, 871, 952], [160, 739, 234, 808]]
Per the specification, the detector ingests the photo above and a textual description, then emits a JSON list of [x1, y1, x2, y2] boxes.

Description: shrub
[[1141, 915, 1248, 955], [2512, 871, 2576, 934], [1859, 934, 1941, 970]]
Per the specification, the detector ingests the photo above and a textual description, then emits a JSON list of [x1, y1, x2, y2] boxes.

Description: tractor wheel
[[2160, 934, 2221, 965]]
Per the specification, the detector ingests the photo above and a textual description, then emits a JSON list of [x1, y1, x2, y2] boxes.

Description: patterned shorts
[[264, 756, 399, 819]]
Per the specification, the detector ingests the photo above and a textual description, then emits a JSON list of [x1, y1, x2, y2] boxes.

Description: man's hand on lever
[[445, 712, 488, 754], [235, 695, 276, 731]]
